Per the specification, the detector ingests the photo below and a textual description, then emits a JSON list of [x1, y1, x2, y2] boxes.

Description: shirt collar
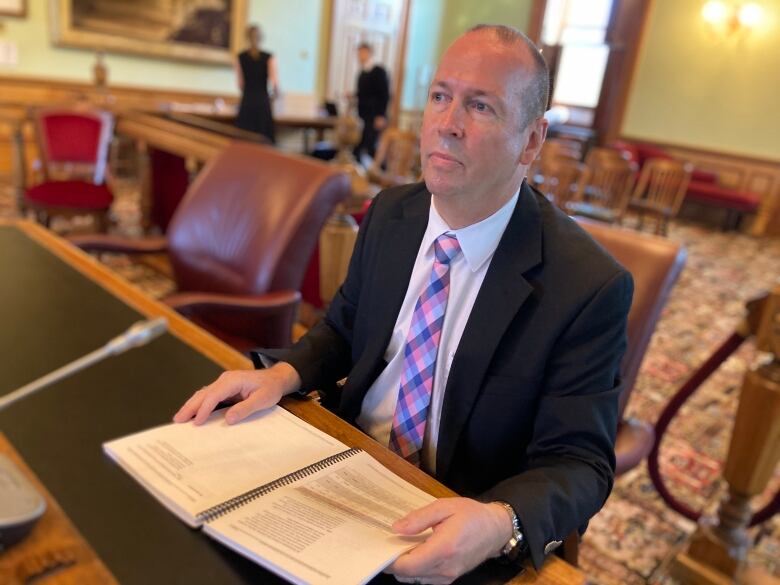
[[422, 189, 520, 273]]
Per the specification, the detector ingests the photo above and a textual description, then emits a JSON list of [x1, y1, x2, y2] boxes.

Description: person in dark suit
[[235, 24, 279, 143], [354, 42, 390, 160], [176, 24, 632, 583]]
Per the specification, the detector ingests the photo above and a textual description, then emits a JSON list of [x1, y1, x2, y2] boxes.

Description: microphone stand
[[0, 317, 168, 412]]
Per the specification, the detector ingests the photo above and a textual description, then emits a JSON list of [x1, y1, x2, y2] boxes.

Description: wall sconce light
[[701, 1, 765, 36]]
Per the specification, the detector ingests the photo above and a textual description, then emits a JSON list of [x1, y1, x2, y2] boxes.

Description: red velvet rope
[[647, 331, 779, 526]]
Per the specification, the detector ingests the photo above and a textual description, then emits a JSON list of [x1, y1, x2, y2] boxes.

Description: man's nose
[[437, 103, 465, 139]]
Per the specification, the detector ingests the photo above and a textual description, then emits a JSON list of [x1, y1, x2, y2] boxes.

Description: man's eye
[[431, 92, 445, 102], [472, 102, 491, 113]]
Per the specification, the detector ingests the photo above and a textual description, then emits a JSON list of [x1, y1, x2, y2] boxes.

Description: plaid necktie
[[388, 233, 461, 465]]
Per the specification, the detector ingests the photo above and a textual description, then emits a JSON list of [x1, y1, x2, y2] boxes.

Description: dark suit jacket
[[260, 180, 633, 568], [356, 65, 390, 121]]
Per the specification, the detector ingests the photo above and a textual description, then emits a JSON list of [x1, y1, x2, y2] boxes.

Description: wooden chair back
[[631, 158, 692, 215], [573, 157, 637, 222], [367, 127, 419, 188], [537, 157, 585, 210]]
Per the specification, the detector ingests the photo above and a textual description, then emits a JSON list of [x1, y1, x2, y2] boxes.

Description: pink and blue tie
[[389, 233, 461, 465]]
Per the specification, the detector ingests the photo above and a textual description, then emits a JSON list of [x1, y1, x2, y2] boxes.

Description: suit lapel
[[340, 186, 430, 422], [436, 182, 544, 479]]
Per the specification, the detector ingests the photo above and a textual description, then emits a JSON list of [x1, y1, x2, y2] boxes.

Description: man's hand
[[374, 115, 388, 130], [173, 362, 302, 426], [388, 498, 513, 584]]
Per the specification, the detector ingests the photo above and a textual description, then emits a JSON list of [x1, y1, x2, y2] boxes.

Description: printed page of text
[[103, 407, 348, 525], [204, 451, 435, 585]]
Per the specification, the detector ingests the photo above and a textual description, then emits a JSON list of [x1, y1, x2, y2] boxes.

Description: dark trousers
[[354, 116, 381, 159]]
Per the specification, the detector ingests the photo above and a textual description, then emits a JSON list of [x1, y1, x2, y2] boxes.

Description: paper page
[[103, 407, 348, 525], [203, 451, 435, 585]]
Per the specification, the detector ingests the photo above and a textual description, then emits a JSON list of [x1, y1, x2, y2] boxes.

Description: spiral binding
[[196, 447, 362, 524]]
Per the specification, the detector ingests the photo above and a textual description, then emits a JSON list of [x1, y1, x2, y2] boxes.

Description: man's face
[[420, 33, 545, 208], [357, 47, 371, 67]]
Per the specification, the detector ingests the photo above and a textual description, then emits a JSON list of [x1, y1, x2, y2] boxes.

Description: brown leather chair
[[578, 219, 687, 475], [73, 142, 351, 352]]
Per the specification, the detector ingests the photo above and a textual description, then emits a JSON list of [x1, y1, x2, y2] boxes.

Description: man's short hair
[[467, 24, 550, 128], [357, 42, 373, 53]]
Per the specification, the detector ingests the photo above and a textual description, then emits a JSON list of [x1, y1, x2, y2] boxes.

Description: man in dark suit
[[176, 24, 632, 583], [354, 41, 390, 161]]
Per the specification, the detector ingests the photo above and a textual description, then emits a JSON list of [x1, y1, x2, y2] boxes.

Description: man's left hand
[[387, 498, 512, 584]]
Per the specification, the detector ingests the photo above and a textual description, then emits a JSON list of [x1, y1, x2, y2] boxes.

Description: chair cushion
[[690, 169, 718, 184], [686, 181, 761, 212], [25, 180, 113, 210]]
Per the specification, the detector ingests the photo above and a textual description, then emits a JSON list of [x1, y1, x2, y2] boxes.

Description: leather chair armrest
[[69, 234, 169, 254], [163, 290, 301, 313], [164, 290, 302, 350]]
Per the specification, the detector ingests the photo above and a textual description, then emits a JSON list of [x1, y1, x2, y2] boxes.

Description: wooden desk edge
[[2, 219, 584, 585]]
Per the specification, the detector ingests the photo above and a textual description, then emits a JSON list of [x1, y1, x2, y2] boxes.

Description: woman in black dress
[[235, 25, 279, 143]]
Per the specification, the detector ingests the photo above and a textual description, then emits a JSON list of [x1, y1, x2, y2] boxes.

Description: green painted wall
[[401, 0, 446, 110], [399, 0, 535, 110], [437, 0, 534, 56], [622, 0, 780, 160], [0, 0, 324, 95]]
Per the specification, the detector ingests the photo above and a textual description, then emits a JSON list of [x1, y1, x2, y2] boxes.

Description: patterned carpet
[[2, 180, 778, 583]]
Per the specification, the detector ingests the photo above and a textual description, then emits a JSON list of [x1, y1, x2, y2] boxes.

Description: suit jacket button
[[544, 540, 563, 555]]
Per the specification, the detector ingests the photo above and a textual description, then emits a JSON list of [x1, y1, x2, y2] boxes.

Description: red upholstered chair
[[73, 142, 351, 352], [578, 219, 687, 475], [25, 108, 115, 230]]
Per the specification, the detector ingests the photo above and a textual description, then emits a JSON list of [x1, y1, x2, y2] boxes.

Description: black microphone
[[0, 317, 168, 412]]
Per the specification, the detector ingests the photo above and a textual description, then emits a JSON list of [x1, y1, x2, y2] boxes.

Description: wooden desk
[[0, 220, 583, 585]]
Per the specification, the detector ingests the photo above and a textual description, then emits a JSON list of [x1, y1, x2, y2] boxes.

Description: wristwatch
[[494, 501, 528, 563]]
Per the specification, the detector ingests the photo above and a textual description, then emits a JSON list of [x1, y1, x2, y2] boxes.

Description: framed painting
[[0, 0, 27, 17], [50, 0, 247, 65]]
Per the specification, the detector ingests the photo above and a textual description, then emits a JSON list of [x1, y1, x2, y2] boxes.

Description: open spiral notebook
[[103, 406, 434, 585]]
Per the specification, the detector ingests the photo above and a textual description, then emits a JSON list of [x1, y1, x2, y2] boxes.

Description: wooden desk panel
[[0, 434, 117, 585], [0, 220, 583, 585]]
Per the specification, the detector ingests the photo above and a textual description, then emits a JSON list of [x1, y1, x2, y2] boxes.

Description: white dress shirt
[[356, 190, 519, 472]]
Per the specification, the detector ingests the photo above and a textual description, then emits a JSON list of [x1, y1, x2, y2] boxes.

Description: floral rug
[[2, 181, 778, 584]]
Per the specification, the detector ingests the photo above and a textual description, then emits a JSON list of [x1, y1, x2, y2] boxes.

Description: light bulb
[[738, 2, 764, 28], [702, 0, 729, 25]]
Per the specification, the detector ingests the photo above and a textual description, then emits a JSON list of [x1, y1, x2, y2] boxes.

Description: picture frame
[[0, 0, 27, 17], [49, 0, 247, 65]]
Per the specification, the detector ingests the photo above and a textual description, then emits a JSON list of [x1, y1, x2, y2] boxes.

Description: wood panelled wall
[[0, 75, 238, 180]]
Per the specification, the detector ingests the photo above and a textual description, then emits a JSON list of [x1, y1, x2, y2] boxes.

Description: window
[[542, 0, 614, 109]]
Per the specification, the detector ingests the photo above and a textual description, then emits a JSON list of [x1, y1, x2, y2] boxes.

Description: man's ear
[[519, 117, 548, 166]]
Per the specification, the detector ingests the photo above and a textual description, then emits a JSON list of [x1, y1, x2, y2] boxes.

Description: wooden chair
[[535, 157, 585, 211], [567, 157, 637, 224], [366, 127, 419, 188], [24, 108, 115, 231], [629, 158, 693, 236], [584, 146, 627, 166], [72, 142, 351, 352]]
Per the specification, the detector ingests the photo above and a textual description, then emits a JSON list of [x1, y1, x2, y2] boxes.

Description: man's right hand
[[173, 362, 302, 426]]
